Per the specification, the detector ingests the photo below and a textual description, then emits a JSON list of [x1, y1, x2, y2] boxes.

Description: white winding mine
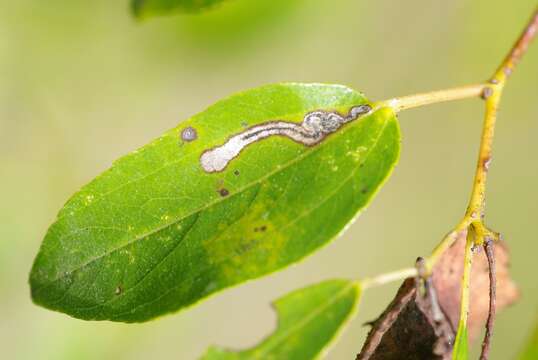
[[200, 105, 372, 173]]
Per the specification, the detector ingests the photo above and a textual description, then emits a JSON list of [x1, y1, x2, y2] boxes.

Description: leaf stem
[[453, 231, 475, 358], [379, 84, 486, 112], [361, 267, 418, 290]]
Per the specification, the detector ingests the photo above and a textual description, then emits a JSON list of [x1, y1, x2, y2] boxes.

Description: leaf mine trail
[[200, 104, 372, 173]]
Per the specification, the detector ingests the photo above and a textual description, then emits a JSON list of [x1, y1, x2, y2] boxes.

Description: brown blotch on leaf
[[218, 188, 229, 197], [432, 232, 519, 342], [254, 225, 267, 233], [357, 278, 454, 360]]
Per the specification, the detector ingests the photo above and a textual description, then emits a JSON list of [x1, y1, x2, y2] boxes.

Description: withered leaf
[[432, 232, 519, 341], [357, 278, 454, 360]]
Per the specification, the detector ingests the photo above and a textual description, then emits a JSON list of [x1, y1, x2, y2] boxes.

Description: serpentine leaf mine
[[200, 104, 372, 173]]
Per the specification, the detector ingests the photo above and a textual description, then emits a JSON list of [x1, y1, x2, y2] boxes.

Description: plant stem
[[365, 4, 537, 301], [431, 9, 537, 358], [480, 239, 497, 360], [492, 8, 538, 83], [411, 7, 537, 275], [466, 8, 538, 220]]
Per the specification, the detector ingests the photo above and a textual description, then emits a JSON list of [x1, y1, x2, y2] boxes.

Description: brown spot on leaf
[[115, 286, 123, 295], [218, 188, 229, 197], [254, 225, 267, 233]]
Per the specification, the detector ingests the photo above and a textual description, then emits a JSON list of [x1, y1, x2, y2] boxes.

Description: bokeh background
[[1, 0, 537, 358]]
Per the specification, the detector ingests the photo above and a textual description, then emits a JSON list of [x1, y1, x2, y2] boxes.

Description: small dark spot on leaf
[[181, 127, 197, 142], [218, 188, 229, 197], [361, 187, 369, 194], [254, 225, 267, 232], [234, 170, 240, 176], [115, 286, 123, 295]]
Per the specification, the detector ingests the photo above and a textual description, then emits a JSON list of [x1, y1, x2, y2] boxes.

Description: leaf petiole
[[361, 267, 418, 290], [377, 83, 486, 112]]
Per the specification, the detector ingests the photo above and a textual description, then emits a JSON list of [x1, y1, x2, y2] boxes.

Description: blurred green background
[[1, 0, 537, 358]]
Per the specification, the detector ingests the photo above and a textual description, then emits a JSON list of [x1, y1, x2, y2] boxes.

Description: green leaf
[[201, 279, 361, 360], [518, 318, 538, 360], [452, 323, 468, 360], [132, 0, 227, 18], [29, 83, 400, 322]]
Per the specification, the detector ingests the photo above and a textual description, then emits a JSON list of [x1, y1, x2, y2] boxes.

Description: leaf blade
[[201, 279, 361, 360], [132, 0, 227, 18], [30, 83, 400, 322]]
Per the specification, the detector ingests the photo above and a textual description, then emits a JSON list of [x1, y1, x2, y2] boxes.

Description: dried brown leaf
[[357, 278, 454, 360], [432, 232, 519, 341]]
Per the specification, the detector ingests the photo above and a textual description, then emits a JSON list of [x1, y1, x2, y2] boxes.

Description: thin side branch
[[480, 239, 497, 360], [493, 8, 538, 82]]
